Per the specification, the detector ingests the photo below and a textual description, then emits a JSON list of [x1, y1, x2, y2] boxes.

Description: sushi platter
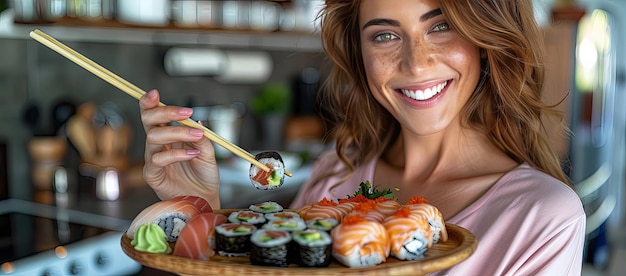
[[121, 209, 477, 276]]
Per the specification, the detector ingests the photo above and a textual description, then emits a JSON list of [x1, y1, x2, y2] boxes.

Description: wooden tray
[[121, 209, 477, 276]]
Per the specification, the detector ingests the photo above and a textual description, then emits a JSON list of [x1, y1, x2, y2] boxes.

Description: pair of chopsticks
[[29, 29, 291, 177]]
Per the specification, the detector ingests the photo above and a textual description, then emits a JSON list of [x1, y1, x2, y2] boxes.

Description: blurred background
[[0, 0, 624, 275]]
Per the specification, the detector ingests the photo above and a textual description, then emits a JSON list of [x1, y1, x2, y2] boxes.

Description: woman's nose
[[402, 38, 434, 75]]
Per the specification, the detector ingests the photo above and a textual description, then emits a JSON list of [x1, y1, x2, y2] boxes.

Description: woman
[[139, 0, 585, 274]]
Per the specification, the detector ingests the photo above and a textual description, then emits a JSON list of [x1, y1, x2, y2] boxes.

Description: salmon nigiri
[[126, 199, 201, 242], [173, 213, 228, 260], [172, 195, 213, 213], [331, 215, 389, 268]]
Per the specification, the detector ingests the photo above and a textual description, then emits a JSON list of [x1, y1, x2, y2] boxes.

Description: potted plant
[[251, 82, 292, 149]]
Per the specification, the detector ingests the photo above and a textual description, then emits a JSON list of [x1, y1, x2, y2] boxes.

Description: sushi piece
[[249, 151, 285, 190], [331, 215, 390, 268], [215, 223, 257, 256], [374, 199, 402, 217], [292, 229, 333, 267], [404, 198, 448, 243], [265, 211, 301, 221], [250, 229, 292, 267], [305, 217, 339, 233], [172, 213, 228, 260], [347, 200, 386, 223], [249, 201, 284, 214], [172, 195, 213, 213], [262, 217, 307, 232], [383, 207, 434, 260], [299, 197, 349, 222], [228, 210, 267, 226], [126, 199, 201, 242]]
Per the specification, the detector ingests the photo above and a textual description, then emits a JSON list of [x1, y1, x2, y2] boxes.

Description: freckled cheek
[[362, 51, 397, 87]]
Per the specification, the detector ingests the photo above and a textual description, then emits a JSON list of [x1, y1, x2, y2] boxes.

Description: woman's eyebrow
[[420, 8, 442, 22], [361, 8, 443, 30], [362, 18, 399, 30]]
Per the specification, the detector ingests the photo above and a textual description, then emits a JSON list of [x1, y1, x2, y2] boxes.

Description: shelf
[[0, 10, 322, 52]]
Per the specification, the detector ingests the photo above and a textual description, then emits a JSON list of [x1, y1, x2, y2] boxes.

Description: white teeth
[[400, 81, 448, 101]]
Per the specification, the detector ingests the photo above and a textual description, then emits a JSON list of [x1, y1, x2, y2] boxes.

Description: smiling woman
[[137, 0, 585, 274]]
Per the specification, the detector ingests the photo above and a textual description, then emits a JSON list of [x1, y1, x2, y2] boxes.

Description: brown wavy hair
[[316, 0, 570, 185]]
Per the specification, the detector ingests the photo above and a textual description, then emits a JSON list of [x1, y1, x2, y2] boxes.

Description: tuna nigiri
[[331, 214, 390, 268], [126, 199, 201, 242], [172, 213, 228, 260]]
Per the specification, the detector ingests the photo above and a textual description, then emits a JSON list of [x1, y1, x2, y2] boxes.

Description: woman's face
[[359, 0, 481, 136]]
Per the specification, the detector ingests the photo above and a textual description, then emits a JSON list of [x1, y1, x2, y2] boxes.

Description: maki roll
[[250, 229, 292, 267], [215, 223, 257, 256], [249, 151, 285, 190], [292, 229, 332, 267], [266, 211, 301, 221], [249, 201, 284, 214], [228, 210, 267, 226], [262, 217, 307, 232], [306, 218, 339, 233]]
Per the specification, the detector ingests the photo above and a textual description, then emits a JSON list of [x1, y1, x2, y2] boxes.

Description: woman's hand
[[139, 89, 221, 209]]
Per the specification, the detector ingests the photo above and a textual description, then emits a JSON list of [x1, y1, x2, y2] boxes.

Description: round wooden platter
[[121, 209, 477, 276]]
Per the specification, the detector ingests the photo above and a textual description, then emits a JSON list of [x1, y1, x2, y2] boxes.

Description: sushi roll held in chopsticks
[[249, 151, 285, 190]]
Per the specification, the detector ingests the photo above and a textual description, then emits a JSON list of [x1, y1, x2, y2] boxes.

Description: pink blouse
[[290, 151, 586, 275]]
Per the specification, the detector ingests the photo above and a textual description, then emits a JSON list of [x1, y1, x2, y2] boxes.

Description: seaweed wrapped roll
[[250, 229, 292, 267], [292, 229, 332, 267], [249, 151, 285, 190], [228, 210, 266, 227], [215, 223, 256, 256], [249, 201, 284, 214]]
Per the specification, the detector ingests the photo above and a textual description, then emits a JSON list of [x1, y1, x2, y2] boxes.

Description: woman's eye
[[432, 22, 450, 32], [373, 32, 398, 43]]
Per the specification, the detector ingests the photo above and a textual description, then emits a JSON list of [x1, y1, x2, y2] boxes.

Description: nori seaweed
[[215, 232, 252, 254], [250, 243, 289, 267], [254, 151, 284, 163]]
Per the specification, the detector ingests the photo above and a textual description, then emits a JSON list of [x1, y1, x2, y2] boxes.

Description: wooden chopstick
[[29, 29, 292, 177]]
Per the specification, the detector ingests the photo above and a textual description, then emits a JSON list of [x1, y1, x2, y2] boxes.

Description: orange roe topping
[[317, 197, 338, 206], [342, 215, 366, 225], [406, 196, 429, 205], [338, 194, 367, 203], [394, 207, 411, 218], [353, 200, 377, 214], [374, 196, 394, 202]]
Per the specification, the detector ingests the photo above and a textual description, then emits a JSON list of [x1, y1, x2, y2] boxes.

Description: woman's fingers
[[145, 126, 204, 155], [148, 148, 201, 168], [139, 89, 194, 132]]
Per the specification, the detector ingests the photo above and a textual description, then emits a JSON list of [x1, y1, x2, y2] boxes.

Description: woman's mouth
[[399, 80, 449, 101]]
